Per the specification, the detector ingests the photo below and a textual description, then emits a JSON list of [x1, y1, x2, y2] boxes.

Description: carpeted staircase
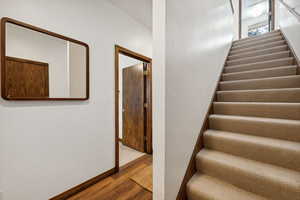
[[186, 30, 300, 200]]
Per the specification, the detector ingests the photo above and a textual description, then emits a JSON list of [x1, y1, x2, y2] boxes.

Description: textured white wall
[[278, 0, 300, 59], [164, 0, 234, 199], [0, 0, 152, 199]]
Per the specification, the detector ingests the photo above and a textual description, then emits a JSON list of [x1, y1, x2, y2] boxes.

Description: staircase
[[186, 30, 300, 200]]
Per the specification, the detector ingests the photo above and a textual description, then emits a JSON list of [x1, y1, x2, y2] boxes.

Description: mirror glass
[[4, 22, 88, 99]]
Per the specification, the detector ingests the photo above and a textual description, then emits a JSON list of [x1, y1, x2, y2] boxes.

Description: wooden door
[[144, 63, 153, 154], [122, 64, 145, 152], [5, 57, 49, 98]]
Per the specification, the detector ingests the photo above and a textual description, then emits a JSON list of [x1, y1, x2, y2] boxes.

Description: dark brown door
[[122, 64, 145, 152], [144, 63, 153, 154], [5, 57, 49, 98]]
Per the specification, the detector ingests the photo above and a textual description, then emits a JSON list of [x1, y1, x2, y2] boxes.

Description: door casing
[[114, 45, 152, 171]]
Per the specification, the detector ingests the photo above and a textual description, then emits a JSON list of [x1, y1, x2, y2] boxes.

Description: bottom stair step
[[187, 173, 267, 200], [196, 150, 300, 200]]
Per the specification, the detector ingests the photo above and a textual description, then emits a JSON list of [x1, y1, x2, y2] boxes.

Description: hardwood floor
[[67, 155, 152, 200]]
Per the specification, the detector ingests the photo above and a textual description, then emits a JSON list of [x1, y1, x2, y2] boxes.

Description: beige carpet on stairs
[[186, 30, 300, 200]]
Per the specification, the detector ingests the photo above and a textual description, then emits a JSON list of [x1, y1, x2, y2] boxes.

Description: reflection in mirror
[[3, 21, 88, 100]]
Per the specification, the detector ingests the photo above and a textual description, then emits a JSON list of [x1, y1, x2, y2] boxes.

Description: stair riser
[[222, 66, 298, 81], [209, 116, 300, 142], [217, 89, 300, 103], [232, 37, 284, 51], [204, 131, 300, 171], [196, 153, 300, 200], [213, 103, 300, 120], [226, 52, 290, 67], [219, 76, 300, 91], [187, 174, 267, 200], [228, 46, 289, 61], [224, 58, 294, 73], [230, 41, 286, 56], [233, 31, 281, 45]]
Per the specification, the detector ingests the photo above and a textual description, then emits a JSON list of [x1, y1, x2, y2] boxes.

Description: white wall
[[278, 0, 300, 59], [152, 0, 166, 199], [232, 0, 240, 40], [155, 0, 234, 199], [6, 23, 69, 97], [0, 0, 152, 199], [118, 54, 143, 139]]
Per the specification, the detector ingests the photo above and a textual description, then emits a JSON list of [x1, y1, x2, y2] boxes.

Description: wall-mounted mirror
[[1, 18, 89, 100]]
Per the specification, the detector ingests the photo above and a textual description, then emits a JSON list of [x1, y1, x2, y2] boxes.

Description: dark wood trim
[[115, 45, 152, 172], [1, 17, 89, 101], [49, 168, 117, 200], [115, 45, 152, 63], [176, 43, 233, 200], [145, 63, 153, 154], [6, 56, 49, 66]]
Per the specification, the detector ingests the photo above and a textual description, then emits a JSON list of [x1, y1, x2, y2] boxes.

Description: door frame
[[114, 45, 152, 171], [239, 0, 275, 39]]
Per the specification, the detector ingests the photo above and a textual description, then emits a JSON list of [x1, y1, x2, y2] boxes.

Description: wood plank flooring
[[67, 155, 152, 200]]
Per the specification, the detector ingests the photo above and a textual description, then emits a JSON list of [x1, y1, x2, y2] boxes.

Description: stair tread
[[213, 101, 300, 106], [226, 51, 290, 66], [187, 173, 268, 200], [232, 36, 284, 50], [209, 114, 300, 124], [209, 114, 300, 142], [230, 40, 286, 55], [217, 87, 300, 93], [204, 129, 300, 171], [228, 45, 289, 60], [196, 150, 300, 196], [222, 65, 297, 77], [225, 57, 294, 69], [205, 129, 300, 150], [233, 30, 280, 44], [233, 33, 282, 46], [220, 75, 300, 84]]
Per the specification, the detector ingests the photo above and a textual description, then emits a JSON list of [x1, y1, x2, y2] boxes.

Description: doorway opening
[[239, 0, 275, 39], [115, 45, 152, 170]]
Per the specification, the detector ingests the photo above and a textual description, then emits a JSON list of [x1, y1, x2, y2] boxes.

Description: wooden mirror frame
[[0, 17, 90, 100]]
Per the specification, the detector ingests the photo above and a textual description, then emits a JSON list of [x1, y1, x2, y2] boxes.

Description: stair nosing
[[204, 129, 300, 149], [232, 37, 284, 49], [196, 149, 300, 187], [220, 74, 300, 84], [225, 57, 294, 70], [187, 173, 268, 200], [217, 87, 300, 94], [228, 45, 289, 60], [222, 65, 298, 76], [226, 50, 291, 65], [233, 33, 282, 45], [233, 30, 281, 43], [213, 101, 300, 105], [209, 114, 300, 124], [230, 40, 286, 54]]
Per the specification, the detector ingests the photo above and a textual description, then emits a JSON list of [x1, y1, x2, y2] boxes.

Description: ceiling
[[108, 0, 152, 29]]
